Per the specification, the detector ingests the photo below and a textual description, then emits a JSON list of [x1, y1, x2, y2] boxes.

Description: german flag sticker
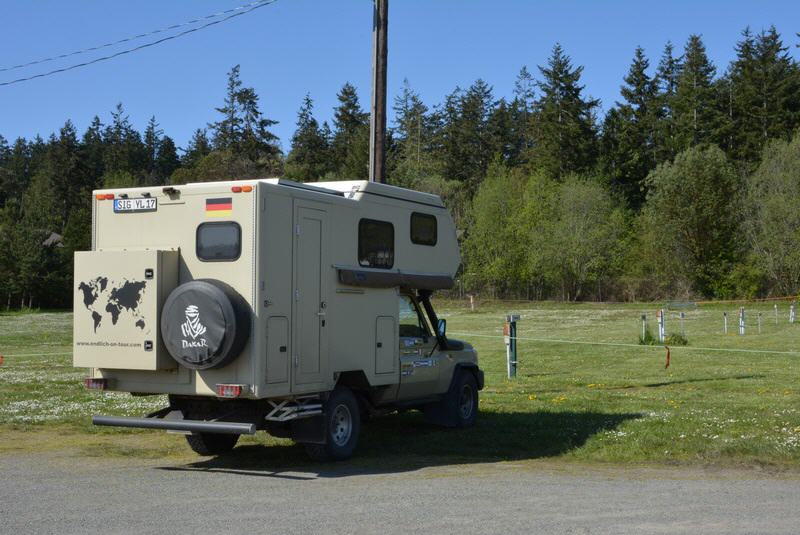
[[205, 197, 232, 217]]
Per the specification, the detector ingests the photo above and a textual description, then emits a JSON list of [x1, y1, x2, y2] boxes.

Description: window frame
[[358, 218, 395, 269], [410, 212, 438, 246], [398, 294, 432, 339], [196, 221, 242, 262]]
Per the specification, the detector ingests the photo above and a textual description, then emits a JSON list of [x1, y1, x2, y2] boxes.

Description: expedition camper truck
[[74, 179, 483, 460]]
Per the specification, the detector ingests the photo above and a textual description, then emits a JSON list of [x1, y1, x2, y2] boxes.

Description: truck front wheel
[[185, 433, 239, 456], [425, 369, 479, 428], [304, 386, 361, 461]]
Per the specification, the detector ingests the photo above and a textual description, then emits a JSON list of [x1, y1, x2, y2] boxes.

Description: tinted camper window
[[358, 219, 394, 269], [410, 212, 437, 246], [196, 222, 241, 261]]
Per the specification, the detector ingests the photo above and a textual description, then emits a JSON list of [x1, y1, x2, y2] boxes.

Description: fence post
[[758, 312, 762, 334], [469, 294, 475, 312], [680, 311, 686, 336], [724, 312, 728, 334], [641, 313, 647, 342], [775, 303, 779, 325], [790, 303, 796, 324], [504, 314, 520, 379], [657, 309, 666, 343], [738, 307, 745, 336]]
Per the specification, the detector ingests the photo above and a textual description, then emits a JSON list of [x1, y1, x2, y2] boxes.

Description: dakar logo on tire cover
[[180, 305, 208, 348]]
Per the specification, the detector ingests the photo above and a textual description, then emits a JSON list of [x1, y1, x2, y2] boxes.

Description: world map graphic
[[78, 277, 147, 333]]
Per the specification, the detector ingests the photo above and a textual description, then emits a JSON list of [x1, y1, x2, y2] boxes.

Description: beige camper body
[[75, 179, 482, 460]]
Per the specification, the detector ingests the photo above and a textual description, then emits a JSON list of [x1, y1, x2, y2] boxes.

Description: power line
[[0, 1, 272, 73], [0, 0, 277, 87]]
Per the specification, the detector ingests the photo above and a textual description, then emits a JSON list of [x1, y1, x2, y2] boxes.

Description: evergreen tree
[[331, 82, 369, 178], [143, 116, 163, 184], [389, 80, 442, 187], [49, 121, 84, 228], [506, 66, 537, 167], [530, 43, 599, 179], [285, 94, 331, 181], [672, 35, 721, 150], [206, 65, 282, 177], [727, 27, 800, 164], [155, 136, 180, 182], [654, 41, 682, 161], [210, 65, 243, 150], [182, 129, 212, 168], [435, 79, 495, 193], [601, 46, 658, 208], [103, 103, 146, 180], [236, 85, 282, 173], [0, 135, 10, 207], [80, 116, 106, 191]]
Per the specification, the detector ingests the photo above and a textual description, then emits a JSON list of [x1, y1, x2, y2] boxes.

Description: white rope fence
[[447, 331, 800, 356]]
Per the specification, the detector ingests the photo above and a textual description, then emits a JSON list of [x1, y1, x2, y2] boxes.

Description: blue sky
[[1, 0, 798, 152]]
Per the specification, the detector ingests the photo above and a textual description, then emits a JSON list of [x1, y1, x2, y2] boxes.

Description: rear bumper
[[92, 415, 256, 435]]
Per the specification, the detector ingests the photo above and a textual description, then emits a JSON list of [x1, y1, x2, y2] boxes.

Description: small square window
[[358, 219, 394, 269], [411, 212, 437, 246], [197, 222, 241, 261]]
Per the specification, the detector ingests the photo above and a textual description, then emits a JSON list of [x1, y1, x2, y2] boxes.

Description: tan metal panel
[[375, 316, 395, 374], [73, 249, 178, 370], [266, 316, 289, 384]]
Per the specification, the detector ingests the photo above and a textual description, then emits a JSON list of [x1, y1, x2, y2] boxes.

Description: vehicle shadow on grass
[[605, 374, 766, 390], [157, 410, 640, 480]]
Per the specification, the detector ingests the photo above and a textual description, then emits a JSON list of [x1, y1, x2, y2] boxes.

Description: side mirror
[[437, 318, 447, 337]]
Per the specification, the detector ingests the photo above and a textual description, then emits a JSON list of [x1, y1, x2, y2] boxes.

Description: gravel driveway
[[1, 452, 798, 534]]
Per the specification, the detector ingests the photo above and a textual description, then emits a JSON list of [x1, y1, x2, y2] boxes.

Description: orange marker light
[[231, 186, 242, 193], [95, 194, 105, 200], [242, 185, 253, 193]]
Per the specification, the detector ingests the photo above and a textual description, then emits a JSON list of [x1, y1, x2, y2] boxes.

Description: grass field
[[1, 300, 799, 469]]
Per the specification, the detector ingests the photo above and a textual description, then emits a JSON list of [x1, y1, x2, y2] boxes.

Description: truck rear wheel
[[304, 387, 361, 461], [185, 433, 239, 456]]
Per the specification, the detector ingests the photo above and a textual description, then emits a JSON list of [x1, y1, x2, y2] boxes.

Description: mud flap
[[290, 414, 326, 444]]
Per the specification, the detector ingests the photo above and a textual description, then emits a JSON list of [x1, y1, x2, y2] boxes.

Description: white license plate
[[113, 197, 157, 213]]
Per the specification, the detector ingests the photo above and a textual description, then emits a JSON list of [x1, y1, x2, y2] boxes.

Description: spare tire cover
[[160, 279, 250, 370]]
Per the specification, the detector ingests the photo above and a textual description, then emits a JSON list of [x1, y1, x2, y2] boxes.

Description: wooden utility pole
[[369, 0, 388, 183]]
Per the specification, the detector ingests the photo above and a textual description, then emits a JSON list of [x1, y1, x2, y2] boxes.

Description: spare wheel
[[160, 279, 250, 370]]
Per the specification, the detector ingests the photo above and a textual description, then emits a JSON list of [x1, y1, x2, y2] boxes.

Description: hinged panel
[[73, 249, 178, 370]]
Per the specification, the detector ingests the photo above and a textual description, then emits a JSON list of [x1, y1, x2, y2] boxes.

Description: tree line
[[1, 28, 799, 308]]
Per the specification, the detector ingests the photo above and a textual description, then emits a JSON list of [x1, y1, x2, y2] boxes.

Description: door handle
[[316, 312, 326, 316]]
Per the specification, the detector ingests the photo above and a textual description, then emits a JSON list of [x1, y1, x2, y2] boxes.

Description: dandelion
[[528, 394, 537, 400]]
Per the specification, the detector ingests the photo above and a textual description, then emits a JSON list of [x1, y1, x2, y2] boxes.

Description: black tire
[[453, 371, 479, 428], [161, 279, 250, 370], [425, 369, 479, 428], [304, 387, 361, 461], [185, 433, 239, 456]]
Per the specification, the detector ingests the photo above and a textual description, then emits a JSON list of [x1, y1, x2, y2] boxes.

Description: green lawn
[[1, 301, 799, 468]]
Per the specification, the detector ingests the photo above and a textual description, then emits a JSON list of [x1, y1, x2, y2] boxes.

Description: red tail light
[[231, 186, 242, 193], [216, 384, 247, 398], [84, 378, 108, 390], [104, 193, 115, 200]]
